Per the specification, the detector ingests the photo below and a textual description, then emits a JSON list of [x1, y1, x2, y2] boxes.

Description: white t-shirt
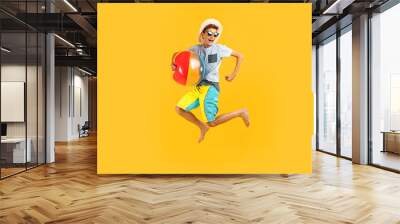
[[189, 44, 232, 83]]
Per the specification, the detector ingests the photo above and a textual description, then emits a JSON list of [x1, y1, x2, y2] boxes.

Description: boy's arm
[[225, 50, 244, 82]]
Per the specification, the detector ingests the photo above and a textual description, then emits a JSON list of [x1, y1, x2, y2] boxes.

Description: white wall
[[1, 65, 26, 137], [46, 33, 56, 163], [55, 67, 89, 141], [55, 67, 70, 141], [76, 71, 89, 139], [1, 65, 38, 138]]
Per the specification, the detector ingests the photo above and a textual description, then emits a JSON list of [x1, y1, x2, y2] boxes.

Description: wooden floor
[[1, 167, 26, 178], [372, 150, 400, 171], [1, 135, 400, 223]]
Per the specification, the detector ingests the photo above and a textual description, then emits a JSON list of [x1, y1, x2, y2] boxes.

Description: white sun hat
[[198, 18, 223, 43]]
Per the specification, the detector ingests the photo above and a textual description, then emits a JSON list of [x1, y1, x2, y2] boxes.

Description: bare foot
[[241, 109, 250, 127], [198, 125, 209, 143]]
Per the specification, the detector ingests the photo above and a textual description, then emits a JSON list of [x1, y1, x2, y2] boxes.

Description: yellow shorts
[[176, 85, 219, 122]]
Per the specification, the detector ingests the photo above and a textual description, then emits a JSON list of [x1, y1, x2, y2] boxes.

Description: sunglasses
[[206, 31, 220, 37]]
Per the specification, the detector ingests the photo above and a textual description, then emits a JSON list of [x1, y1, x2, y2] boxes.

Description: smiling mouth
[[208, 39, 214, 42]]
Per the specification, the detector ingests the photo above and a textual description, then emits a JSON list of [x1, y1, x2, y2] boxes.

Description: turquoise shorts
[[176, 85, 219, 122]]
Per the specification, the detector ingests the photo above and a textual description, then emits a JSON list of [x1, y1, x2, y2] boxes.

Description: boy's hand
[[225, 74, 235, 82], [171, 52, 178, 71], [171, 64, 177, 71]]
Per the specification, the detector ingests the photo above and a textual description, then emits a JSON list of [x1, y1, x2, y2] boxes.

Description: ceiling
[[1, 0, 97, 73], [311, 0, 389, 43]]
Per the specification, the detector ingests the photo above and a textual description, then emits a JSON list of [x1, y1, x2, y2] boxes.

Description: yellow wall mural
[[98, 3, 313, 174]]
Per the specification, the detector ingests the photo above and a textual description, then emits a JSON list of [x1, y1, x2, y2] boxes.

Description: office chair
[[79, 121, 90, 138]]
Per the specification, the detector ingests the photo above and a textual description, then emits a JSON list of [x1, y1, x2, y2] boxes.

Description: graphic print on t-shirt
[[208, 54, 218, 63]]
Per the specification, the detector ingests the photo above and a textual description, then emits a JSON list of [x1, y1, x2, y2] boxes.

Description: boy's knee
[[175, 106, 184, 114]]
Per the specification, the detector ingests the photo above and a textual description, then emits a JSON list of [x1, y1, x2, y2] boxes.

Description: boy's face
[[201, 27, 219, 46]]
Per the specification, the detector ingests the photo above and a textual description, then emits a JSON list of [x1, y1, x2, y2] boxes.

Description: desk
[[382, 131, 400, 154], [1, 138, 31, 163]]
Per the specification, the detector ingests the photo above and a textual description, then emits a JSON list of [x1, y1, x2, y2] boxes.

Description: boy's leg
[[175, 107, 209, 143], [176, 87, 209, 143], [208, 108, 250, 127], [199, 85, 250, 128]]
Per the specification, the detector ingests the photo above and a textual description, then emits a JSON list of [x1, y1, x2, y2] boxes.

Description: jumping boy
[[172, 18, 250, 143]]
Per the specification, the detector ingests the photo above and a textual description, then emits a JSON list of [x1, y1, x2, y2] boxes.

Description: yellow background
[[98, 3, 313, 174]]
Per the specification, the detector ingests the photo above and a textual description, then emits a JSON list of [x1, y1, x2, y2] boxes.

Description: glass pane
[[27, 31, 38, 169], [1, 31, 27, 177], [340, 29, 352, 158], [26, 0, 38, 169], [38, 32, 45, 165], [312, 45, 317, 151], [371, 4, 400, 171], [0, 1, 46, 178], [318, 36, 337, 154]]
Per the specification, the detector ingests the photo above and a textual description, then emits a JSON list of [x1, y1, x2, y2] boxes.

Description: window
[[339, 28, 352, 158], [371, 3, 400, 171], [317, 36, 337, 154]]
